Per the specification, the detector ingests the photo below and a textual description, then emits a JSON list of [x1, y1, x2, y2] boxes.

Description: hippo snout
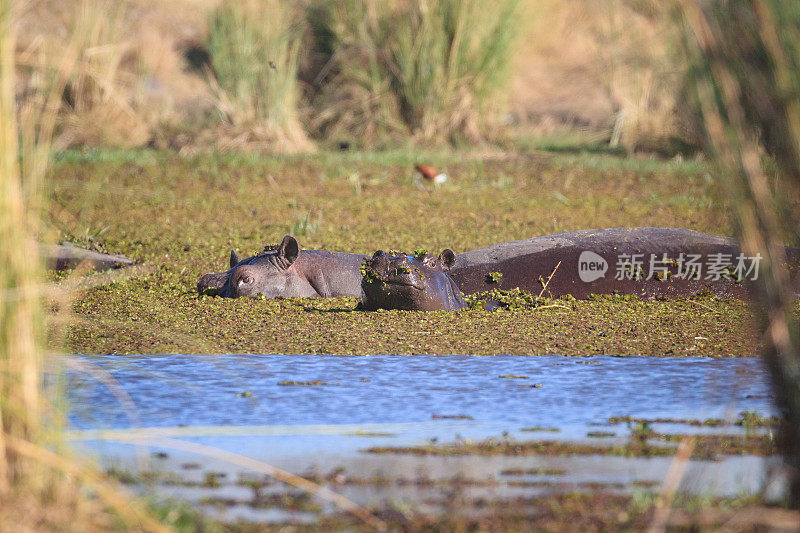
[[362, 252, 426, 289], [360, 248, 466, 311], [197, 272, 229, 295]]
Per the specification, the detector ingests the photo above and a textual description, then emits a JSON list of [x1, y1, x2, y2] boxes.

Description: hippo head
[[360, 249, 466, 311], [197, 235, 319, 298]]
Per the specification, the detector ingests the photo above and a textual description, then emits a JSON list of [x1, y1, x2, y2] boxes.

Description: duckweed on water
[[276, 380, 335, 386], [467, 287, 549, 309], [587, 431, 617, 438], [45, 150, 775, 356], [608, 411, 779, 428], [486, 271, 504, 283], [304, 492, 772, 532], [62, 287, 763, 355], [365, 433, 776, 460], [500, 468, 567, 476]]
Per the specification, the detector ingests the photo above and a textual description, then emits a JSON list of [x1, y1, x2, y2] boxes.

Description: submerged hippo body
[[451, 227, 800, 299], [198, 228, 799, 302], [360, 250, 466, 311], [197, 235, 368, 298]]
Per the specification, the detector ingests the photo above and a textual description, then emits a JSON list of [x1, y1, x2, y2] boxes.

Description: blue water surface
[[67, 354, 774, 440]]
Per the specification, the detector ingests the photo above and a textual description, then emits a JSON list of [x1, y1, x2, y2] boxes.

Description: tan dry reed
[[593, 0, 692, 154], [1, 1, 168, 529], [678, 0, 800, 507]]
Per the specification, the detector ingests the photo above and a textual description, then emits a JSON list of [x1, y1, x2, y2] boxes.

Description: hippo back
[[450, 227, 753, 299]]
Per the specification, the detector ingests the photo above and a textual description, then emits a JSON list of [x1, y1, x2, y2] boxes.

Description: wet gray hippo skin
[[198, 228, 800, 300], [450, 227, 800, 299], [360, 250, 467, 311], [197, 235, 368, 298]]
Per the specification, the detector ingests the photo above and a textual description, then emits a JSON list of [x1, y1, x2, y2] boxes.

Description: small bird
[[414, 164, 447, 184]]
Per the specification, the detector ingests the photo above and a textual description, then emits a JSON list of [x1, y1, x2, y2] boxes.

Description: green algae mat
[[47, 149, 763, 356]]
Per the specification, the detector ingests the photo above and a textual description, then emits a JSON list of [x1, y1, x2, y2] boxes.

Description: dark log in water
[[41, 243, 133, 271]]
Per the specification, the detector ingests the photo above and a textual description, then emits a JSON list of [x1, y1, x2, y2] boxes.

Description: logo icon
[[578, 251, 608, 282]]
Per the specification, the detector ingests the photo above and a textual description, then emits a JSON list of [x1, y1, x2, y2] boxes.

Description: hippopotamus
[[197, 235, 367, 298], [450, 227, 800, 300], [198, 228, 800, 302], [359, 250, 466, 311]]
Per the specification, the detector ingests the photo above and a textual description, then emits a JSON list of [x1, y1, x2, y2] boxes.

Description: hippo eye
[[239, 274, 253, 286], [429, 261, 436, 267]]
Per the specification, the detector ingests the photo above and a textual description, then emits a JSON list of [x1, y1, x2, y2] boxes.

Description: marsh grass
[[306, 0, 405, 149], [8, 0, 729, 156], [593, 0, 693, 154], [11, 1, 704, 154], [679, 0, 800, 506], [308, 0, 521, 146], [390, 0, 520, 144], [288, 204, 322, 236], [207, 0, 313, 153]]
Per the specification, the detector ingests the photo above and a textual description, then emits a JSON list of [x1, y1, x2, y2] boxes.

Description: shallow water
[[68, 354, 773, 436], [65, 354, 780, 522]]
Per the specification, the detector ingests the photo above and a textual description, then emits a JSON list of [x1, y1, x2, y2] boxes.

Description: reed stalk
[[1, 0, 47, 492], [678, 0, 800, 506], [0, 1, 167, 528]]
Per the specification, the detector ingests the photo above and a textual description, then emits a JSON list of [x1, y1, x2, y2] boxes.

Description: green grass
[[206, 0, 310, 152], [307, 0, 521, 146], [389, 0, 521, 143]]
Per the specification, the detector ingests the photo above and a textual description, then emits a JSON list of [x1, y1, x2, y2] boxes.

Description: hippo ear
[[372, 250, 384, 259], [438, 249, 456, 270], [277, 235, 299, 267], [230, 249, 242, 268]]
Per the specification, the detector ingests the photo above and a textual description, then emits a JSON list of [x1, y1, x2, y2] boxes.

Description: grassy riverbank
[[45, 147, 770, 356]]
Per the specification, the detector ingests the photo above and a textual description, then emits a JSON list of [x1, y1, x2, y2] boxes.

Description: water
[[67, 354, 773, 436], [64, 355, 781, 522]]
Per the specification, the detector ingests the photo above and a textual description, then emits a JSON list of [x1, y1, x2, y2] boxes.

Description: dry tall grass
[[18, 1, 151, 148], [593, 0, 687, 153], [11, 0, 709, 153], [508, 0, 700, 153], [16, 0, 215, 151], [1, 1, 167, 529], [679, 0, 800, 506]]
